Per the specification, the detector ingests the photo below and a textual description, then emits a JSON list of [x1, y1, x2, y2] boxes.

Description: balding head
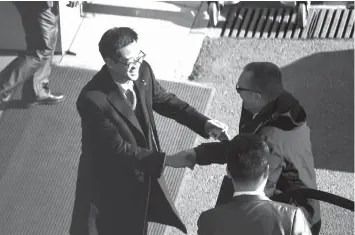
[[236, 62, 284, 114], [242, 62, 284, 100]]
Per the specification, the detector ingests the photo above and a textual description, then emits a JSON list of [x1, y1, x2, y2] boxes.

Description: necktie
[[125, 88, 137, 110]]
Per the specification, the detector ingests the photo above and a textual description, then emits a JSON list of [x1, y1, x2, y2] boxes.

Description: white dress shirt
[[115, 80, 134, 98], [233, 190, 267, 198]]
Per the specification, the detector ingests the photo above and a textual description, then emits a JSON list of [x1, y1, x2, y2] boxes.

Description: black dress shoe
[[27, 92, 65, 107], [0, 91, 13, 108], [0, 93, 12, 104], [0, 92, 11, 111]]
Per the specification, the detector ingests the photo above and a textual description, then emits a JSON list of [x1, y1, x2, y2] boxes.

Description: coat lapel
[[134, 71, 161, 151], [102, 66, 145, 138], [107, 89, 145, 137], [133, 76, 150, 126]]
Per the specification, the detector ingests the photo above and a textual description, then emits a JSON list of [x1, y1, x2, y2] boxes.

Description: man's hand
[[165, 149, 196, 170], [217, 131, 230, 141], [205, 119, 230, 141]]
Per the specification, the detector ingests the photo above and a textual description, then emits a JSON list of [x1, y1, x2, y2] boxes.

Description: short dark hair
[[98, 27, 138, 59], [243, 62, 284, 100], [227, 133, 269, 183]]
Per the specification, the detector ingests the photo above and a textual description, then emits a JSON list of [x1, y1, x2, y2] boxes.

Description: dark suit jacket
[[197, 194, 312, 235], [69, 61, 210, 235]]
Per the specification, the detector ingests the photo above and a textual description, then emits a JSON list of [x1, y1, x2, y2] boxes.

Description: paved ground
[[176, 38, 354, 235]]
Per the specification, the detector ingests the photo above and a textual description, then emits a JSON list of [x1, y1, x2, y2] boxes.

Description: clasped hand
[[165, 149, 196, 170], [205, 119, 230, 141], [165, 119, 230, 169]]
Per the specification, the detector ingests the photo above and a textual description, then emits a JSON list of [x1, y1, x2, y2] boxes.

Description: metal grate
[[220, 7, 354, 39]]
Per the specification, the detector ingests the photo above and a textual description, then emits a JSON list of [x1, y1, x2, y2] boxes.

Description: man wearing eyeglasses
[[171, 62, 321, 234], [69, 27, 229, 235], [235, 63, 320, 235]]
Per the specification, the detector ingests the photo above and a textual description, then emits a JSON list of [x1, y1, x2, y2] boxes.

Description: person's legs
[[0, 56, 40, 100], [31, 58, 52, 98], [22, 2, 64, 104], [207, 1, 220, 27], [0, 3, 45, 98], [0, 2, 63, 104], [30, 4, 63, 101]]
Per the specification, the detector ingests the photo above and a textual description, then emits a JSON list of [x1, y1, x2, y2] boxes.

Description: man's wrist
[[184, 149, 196, 169], [164, 149, 196, 169], [162, 153, 167, 169], [204, 119, 211, 134]]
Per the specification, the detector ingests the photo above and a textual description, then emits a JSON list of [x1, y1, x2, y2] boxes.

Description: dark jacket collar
[[241, 91, 307, 133]]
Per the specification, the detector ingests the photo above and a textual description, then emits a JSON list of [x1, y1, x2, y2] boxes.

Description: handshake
[[165, 149, 198, 170], [165, 119, 230, 170]]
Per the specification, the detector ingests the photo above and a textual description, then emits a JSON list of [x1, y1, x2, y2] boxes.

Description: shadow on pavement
[[281, 49, 354, 173]]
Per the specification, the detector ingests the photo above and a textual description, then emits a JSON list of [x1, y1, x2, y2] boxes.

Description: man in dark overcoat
[[69, 27, 228, 235]]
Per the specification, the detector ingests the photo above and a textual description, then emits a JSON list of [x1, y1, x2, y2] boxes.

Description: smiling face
[[106, 41, 145, 82]]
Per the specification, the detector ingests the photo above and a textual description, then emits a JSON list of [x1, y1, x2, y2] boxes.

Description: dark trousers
[[0, 2, 59, 98]]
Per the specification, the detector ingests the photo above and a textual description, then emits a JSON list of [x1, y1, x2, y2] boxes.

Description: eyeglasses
[[111, 50, 146, 67], [236, 85, 261, 94]]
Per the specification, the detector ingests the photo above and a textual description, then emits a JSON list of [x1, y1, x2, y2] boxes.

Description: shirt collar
[[233, 190, 266, 197], [114, 80, 134, 93]]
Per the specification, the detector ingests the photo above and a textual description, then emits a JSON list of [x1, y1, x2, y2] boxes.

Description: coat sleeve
[[262, 131, 285, 197], [148, 65, 210, 139], [77, 95, 165, 179], [194, 140, 229, 165]]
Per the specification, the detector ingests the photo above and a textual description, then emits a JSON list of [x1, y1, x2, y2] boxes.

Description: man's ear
[[104, 57, 113, 68], [254, 92, 262, 101], [264, 165, 270, 179]]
